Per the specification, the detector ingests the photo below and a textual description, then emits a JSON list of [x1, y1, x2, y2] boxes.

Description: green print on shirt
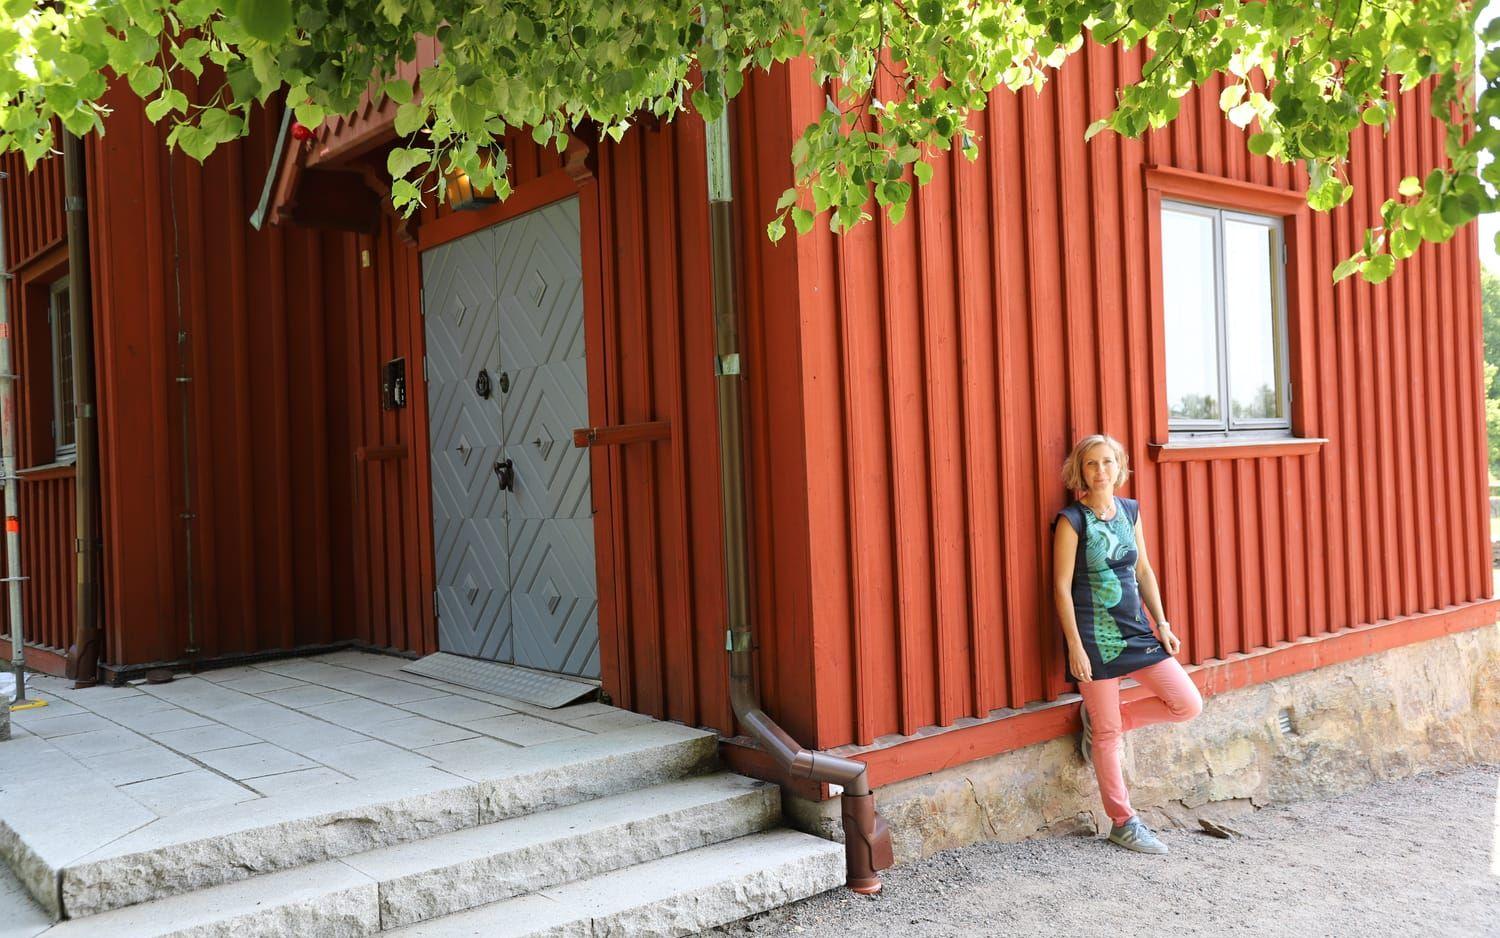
[[1083, 511, 1131, 663]]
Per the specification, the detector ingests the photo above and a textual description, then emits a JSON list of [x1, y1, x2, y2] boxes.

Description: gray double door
[[421, 197, 599, 679]]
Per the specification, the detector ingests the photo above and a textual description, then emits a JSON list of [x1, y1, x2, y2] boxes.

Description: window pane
[[1161, 208, 1221, 422], [53, 285, 75, 449], [1222, 219, 1282, 422]]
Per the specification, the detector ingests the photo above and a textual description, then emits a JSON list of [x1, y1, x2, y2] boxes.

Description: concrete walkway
[[4, 650, 647, 805], [709, 763, 1500, 937], [0, 650, 655, 929]]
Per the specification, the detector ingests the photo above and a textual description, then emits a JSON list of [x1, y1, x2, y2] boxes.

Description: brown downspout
[[704, 90, 893, 893], [62, 132, 101, 687]]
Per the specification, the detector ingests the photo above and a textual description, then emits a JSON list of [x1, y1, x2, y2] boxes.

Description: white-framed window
[[48, 279, 76, 459], [1160, 200, 1291, 437]]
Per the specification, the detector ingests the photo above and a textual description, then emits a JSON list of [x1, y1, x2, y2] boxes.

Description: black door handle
[[493, 458, 514, 491]]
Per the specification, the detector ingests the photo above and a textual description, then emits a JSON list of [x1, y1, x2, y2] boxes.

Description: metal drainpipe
[[704, 92, 894, 893], [0, 170, 28, 704], [63, 132, 101, 688]]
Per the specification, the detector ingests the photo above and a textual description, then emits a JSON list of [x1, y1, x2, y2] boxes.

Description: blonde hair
[[1060, 434, 1130, 498]]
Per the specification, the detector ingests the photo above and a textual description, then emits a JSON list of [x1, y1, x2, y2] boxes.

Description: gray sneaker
[[1108, 816, 1169, 854], [1078, 704, 1093, 768]]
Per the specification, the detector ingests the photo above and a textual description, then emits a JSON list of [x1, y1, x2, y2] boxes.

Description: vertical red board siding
[[80, 84, 381, 663], [1, 144, 66, 271], [775, 44, 1491, 748]]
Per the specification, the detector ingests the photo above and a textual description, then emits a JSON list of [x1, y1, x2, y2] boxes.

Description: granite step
[[388, 829, 846, 937], [40, 773, 783, 937], [6, 721, 716, 919]]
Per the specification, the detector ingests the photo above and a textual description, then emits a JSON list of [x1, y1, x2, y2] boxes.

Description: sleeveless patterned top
[[1053, 496, 1170, 681]]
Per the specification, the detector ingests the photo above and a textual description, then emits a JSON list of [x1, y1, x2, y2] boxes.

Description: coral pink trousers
[[1077, 656, 1203, 825]]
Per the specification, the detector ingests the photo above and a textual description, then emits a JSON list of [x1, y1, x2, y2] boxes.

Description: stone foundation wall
[[784, 624, 1500, 865]]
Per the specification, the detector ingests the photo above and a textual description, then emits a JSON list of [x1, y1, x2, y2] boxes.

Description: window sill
[[1149, 437, 1327, 462], [16, 457, 78, 481]]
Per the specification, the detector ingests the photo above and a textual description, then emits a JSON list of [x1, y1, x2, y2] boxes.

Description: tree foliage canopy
[[0, 0, 1493, 281]]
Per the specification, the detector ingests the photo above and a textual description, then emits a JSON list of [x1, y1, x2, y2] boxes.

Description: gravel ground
[[709, 764, 1500, 938]]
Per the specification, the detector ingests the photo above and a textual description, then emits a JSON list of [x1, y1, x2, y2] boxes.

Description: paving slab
[[415, 737, 520, 765], [212, 672, 309, 695], [76, 746, 199, 787], [387, 829, 845, 938], [302, 739, 437, 779], [256, 682, 356, 709], [48, 727, 154, 760], [366, 717, 480, 750], [398, 694, 515, 724], [105, 707, 213, 735], [562, 709, 657, 733], [245, 767, 351, 797], [149, 723, 260, 754], [193, 743, 317, 780], [18, 713, 115, 739], [248, 715, 369, 754], [463, 714, 590, 747], [120, 770, 257, 816], [77, 695, 176, 719], [9, 700, 85, 722], [325, 672, 452, 705], [303, 697, 417, 732]]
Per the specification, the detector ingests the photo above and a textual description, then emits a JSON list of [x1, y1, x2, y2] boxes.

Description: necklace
[[1081, 496, 1117, 522]]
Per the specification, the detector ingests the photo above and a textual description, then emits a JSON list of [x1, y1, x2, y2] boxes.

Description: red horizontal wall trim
[[1149, 437, 1327, 462], [1145, 165, 1308, 216], [0, 636, 67, 676], [763, 598, 1499, 793]]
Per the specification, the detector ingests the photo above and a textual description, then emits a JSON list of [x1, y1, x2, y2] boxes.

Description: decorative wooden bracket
[[563, 126, 599, 183], [572, 420, 670, 448]]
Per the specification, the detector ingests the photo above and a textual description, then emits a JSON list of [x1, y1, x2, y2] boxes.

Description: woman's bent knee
[[1172, 690, 1203, 721]]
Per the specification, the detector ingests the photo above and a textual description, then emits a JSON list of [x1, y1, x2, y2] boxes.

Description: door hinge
[[423, 355, 429, 382], [432, 590, 439, 620]]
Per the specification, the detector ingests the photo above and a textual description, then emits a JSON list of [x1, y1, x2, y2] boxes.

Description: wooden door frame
[[411, 164, 623, 699]]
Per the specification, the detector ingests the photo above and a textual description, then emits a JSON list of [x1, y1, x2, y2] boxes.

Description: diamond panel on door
[[497, 197, 597, 678], [423, 229, 511, 660], [508, 518, 599, 678]]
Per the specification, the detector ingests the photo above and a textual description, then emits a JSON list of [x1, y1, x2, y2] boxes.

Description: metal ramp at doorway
[[401, 651, 597, 709]]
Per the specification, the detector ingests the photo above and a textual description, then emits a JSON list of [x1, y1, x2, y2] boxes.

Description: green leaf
[[1247, 132, 1274, 156], [383, 80, 414, 105], [913, 161, 933, 186], [766, 216, 787, 243], [145, 96, 174, 124], [239, 0, 294, 43], [1332, 256, 1363, 282], [1398, 176, 1422, 198], [127, 65, 164, 98], [394, 100, 425, 137], [1359, 254, 1395, 283], [386, 147, 428, 179], [1390, 228, 1419, 260], [1085, 118, 1111, 141], [792, 207, 815, 235]]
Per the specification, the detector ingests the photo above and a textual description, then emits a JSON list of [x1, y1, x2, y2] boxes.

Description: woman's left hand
[[1157, 622, 1181, 656]]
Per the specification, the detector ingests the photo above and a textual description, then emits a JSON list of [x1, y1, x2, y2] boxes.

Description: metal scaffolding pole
[[0, 170, 28, 705]]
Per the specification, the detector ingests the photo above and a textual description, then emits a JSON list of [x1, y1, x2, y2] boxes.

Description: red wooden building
[[2, 40, 1494, 794]]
